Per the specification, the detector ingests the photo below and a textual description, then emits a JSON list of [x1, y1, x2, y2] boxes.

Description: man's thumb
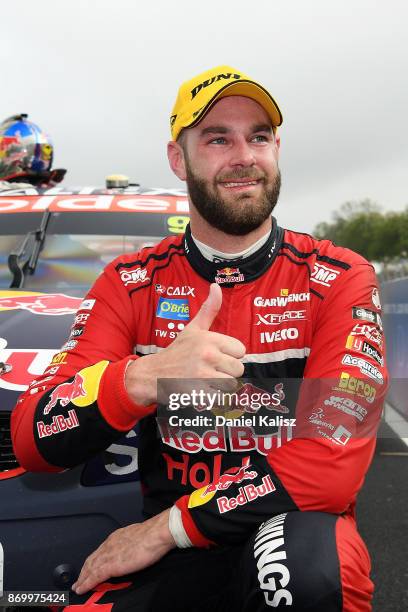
[[187, 283, 222, 331]]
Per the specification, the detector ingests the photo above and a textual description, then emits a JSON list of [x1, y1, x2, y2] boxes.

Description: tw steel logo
[[0, 292, 83, 316]]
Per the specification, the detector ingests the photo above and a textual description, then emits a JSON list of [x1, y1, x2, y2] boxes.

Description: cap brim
[[187, 79, 283, 130]]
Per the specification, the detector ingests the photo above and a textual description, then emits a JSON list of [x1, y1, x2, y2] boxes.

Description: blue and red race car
[[0, 184, 188, 593]]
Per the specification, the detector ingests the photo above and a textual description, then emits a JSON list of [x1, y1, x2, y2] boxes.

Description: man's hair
[[176, 129, 187, 152]]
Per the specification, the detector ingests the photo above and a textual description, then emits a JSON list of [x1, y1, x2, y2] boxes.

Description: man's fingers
[[214, 354, 245, 378], [210, 332, 246, 359], [187, 283, 222, 331], [74, 563, 109, 595]]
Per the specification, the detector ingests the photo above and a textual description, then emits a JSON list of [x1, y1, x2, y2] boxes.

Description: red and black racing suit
[[11, 220, 387, 611]]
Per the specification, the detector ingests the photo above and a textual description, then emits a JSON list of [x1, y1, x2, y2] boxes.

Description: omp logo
[[156, 297, 190, 321], [311, 263, 340, 287], [191, 72, 241, 99], [120, 268, 149, 286]]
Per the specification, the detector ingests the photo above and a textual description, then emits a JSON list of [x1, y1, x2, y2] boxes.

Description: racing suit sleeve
[[11, 258, 156, 472], [173, 263, 388, 546]]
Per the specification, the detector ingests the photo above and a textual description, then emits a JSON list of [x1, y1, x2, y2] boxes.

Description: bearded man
[[12, 66, 387, 611]]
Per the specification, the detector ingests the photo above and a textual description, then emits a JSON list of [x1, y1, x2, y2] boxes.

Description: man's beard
[[185, 161, 281, 236]]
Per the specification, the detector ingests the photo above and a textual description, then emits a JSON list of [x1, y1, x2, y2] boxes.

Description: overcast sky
[[2, 0, 407, 232]]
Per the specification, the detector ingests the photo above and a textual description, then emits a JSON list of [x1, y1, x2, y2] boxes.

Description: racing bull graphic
[[43, 373, 86, 415], [0, 292, 83, 316]]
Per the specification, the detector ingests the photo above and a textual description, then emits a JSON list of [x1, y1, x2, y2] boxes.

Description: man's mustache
[[216, 169, 265, 182]]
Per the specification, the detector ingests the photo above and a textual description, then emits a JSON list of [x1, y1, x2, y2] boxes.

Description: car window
[[13, 234, 161, 290], [0, 209, 189, 290], [0, 235, 25, 287]]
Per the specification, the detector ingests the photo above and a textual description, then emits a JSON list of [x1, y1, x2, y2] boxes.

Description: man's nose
[[229, 138, 256, 167]]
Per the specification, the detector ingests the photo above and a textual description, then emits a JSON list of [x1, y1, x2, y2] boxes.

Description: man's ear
[[167, 141, 187, 181]]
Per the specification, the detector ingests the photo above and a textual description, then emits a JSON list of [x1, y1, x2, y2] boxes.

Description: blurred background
[[2, 0, 407, 237]]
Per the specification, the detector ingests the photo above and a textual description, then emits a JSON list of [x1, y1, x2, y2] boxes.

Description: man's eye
[[209, 137, 226, 144], [252, 134, 268, 142]]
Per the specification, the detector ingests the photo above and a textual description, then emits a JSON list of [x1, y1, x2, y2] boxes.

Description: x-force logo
[[191, 72, 241, 99], [256, 310, 306, 326]]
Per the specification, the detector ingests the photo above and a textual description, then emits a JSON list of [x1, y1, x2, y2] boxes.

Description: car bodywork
[[0, 185, 189, 592]]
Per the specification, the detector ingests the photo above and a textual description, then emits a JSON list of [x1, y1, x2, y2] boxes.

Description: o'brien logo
[[215, 267, 245, 284], [120, 267, 149, 286], [37, 409, 79, 438], [156, 297, 190, 321], [191, 72, 241, 100]]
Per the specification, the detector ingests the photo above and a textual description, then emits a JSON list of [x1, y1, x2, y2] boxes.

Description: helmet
[[0, 114, 57, 183]]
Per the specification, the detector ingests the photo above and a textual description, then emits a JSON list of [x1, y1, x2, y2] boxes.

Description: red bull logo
[[217, 475, 276, 514], [0, 292, 83, 316], [216, 267, 240, 276], [215, 267, 245, 284], [37, 409, 79, 438], [203, 464, 257, 494], [43, 373, 86, 415]]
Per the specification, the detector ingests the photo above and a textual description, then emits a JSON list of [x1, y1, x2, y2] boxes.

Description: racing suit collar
[[183, 217, 283, 285]]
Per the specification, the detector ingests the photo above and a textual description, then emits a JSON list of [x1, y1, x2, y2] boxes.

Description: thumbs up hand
[[186, 282, 223, 331], [125, 284, 246, 407]]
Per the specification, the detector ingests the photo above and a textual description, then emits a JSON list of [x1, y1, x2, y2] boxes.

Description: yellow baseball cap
[[170, 65, 283, 140]]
